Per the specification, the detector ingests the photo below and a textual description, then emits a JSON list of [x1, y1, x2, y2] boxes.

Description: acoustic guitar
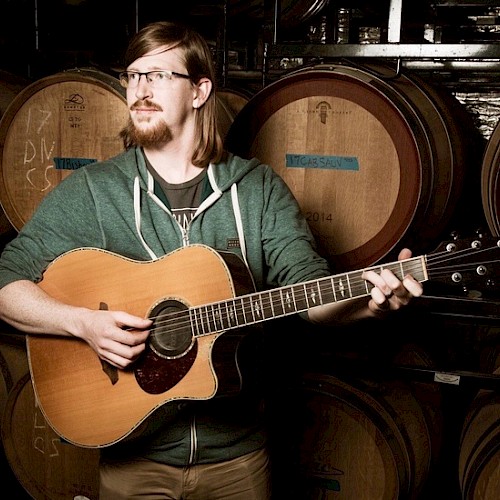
[[27, 235, 499, 448]]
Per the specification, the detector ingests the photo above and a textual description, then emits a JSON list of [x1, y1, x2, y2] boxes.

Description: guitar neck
[[191, 255, 428, 336]]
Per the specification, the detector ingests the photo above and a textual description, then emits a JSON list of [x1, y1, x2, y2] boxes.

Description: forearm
[[0, 280, 85, 337], [307, 296, 376, 325]]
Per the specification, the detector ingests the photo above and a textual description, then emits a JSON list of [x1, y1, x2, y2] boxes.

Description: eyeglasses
[[119, 70, 191, 89]]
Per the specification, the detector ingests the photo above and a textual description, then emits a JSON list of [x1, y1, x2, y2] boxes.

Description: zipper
[[189, 415, 197, 465]]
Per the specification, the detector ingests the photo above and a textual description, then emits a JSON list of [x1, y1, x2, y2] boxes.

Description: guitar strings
[[142, 243, 500, 340]]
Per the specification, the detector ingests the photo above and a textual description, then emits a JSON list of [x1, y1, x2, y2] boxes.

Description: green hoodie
[[0, 146, 331, 465]]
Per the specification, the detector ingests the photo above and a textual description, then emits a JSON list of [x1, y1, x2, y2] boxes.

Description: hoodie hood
[[109, 147, 263, 196]]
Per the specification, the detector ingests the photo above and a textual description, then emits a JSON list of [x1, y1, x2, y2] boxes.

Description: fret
[[204, 305, 211, 332], [268, 291, 275, 318], [294, 284, 309, 310], [238, 297, 248, 325], [226, 300, 236, 327], [297, 284, 306, 310], [200, 305, 209, 333], [287, 288, 296, 313], [215, 302, 227, 330], [393, 262, 401, 280], [192, 307, 203, 336], [246, 296, 256, 323], [189, 309, 198, 337], [208, 305, 217, 331], [260, 291, 273, 320], [250, 297, 257, 321], [318, 278, 336, 304], [270, 289, 285, 317], [233, 298, 243, 326], [210, 304, 219, 330], [304, 281, 322, 308], [289, 287, 297, 311], [329, 276, 337, 302], [252, 293, 264, 322], [223, 302, 232, 329], [348, 270, 367, 298], [363, 272, 371, 294], [224, 301, 232, 327], [195, 306, 203, 334], [283, 287, 295, 312], [345, 273, 352, 298]]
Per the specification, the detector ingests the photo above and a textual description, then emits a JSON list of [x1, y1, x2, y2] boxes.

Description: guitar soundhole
[[149, 299, 194, 359]]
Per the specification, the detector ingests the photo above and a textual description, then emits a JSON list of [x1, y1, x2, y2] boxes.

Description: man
[[0, 21, 422, 499]]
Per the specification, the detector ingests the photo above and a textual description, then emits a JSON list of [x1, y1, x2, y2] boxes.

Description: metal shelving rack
[[256, 0, 500, 87]]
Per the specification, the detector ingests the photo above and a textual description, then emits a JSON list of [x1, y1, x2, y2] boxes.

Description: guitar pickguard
[[134, 340, 198, 395]]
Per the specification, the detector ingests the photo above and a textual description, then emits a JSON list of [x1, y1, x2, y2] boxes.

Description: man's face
[[124, 46, 195, 147]]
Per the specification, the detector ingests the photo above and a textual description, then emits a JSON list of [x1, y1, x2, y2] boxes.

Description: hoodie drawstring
[[134, 175, 158, 260], [231, 183, 248, 266]]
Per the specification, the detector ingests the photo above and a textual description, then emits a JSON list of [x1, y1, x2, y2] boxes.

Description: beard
[[120, 101, 173, 149]]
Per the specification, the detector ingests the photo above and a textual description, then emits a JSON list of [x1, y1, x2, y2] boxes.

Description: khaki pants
[[99, 447, 272, 499]]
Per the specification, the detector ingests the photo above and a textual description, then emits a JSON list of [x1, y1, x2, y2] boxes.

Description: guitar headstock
[[425, 233, 500, 299]]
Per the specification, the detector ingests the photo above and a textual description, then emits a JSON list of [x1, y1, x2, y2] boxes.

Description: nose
[[134, 75, 152, 100]]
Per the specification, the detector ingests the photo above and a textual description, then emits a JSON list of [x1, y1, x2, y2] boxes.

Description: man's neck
[[143, 147, 202, 184]]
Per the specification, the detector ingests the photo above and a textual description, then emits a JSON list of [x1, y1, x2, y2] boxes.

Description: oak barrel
[[278, 372, 435, 499], [216, 87, 250, 143], [0, 68, 129, 231], [0, 330, 30, 498], [2, 373, 100, 500], [0, 330, 29, 423], [481, 117, 500, 236], [0, 70, 31, 240], [226, 63, 478, 271], [459, 335, 500, 500]]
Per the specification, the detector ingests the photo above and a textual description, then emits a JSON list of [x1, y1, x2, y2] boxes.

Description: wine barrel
[[481, 117, 500, 236], [0, 70, 31, 241], [459, 332, 500, 500], [226, 63, 478, 271], [279, 372, 435, 499], [0, 68, 129, 231], [2, 373, 100, 500], [216, 87, 251, 143], [0, 331, 28, 422], [0, 331, 30, 498]]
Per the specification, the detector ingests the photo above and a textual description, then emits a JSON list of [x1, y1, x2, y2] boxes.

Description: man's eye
[[129, 73, 139, 81], [155, 72, 167, 80]]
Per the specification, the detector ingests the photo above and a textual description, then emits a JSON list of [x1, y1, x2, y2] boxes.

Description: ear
[[193, 77, 212, 109]]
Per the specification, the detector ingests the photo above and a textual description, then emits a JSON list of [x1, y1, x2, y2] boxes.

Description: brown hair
[[120, 21, 224, 166]]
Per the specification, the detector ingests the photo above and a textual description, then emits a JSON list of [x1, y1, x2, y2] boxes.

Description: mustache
[[130, 99, 162, 111]]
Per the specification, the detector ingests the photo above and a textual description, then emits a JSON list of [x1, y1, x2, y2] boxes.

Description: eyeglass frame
[[119, 70, 191, 89]]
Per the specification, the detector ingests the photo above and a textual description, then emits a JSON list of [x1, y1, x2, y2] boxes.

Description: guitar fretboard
[[190, 256, 428, 336]]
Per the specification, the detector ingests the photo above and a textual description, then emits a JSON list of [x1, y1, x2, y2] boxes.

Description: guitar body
[[28, 245, 255, 448]]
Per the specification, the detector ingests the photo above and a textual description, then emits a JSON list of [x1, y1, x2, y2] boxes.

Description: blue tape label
[[53, 157, 97, 170], [286, 154, 359, 171]]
